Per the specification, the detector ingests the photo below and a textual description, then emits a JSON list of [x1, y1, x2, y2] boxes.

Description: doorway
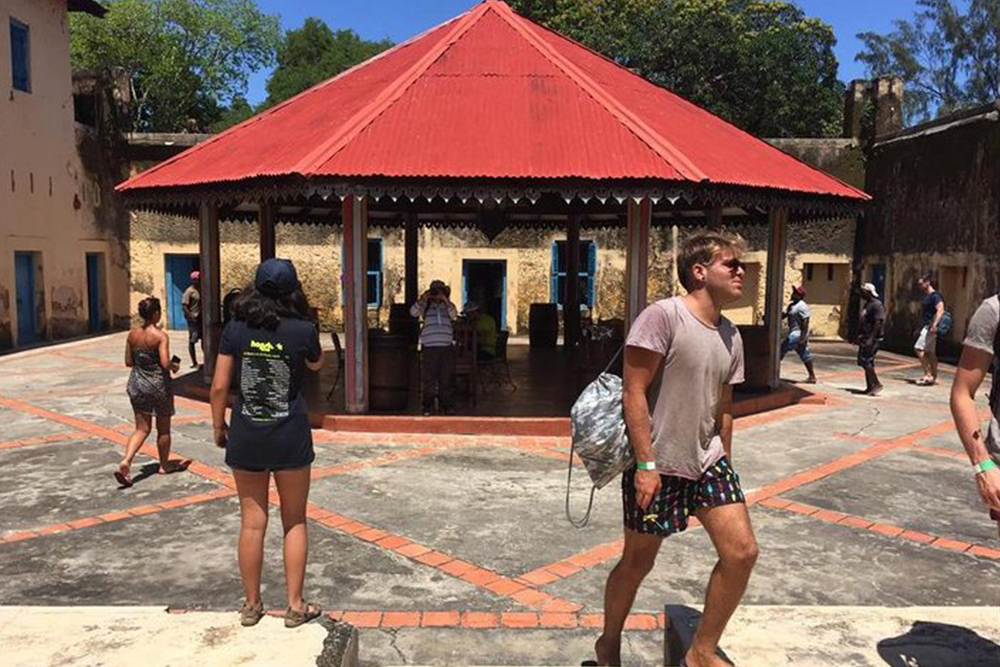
[[165, 254, 199, 330], [14, 252, 39, 345], [462, 260, 506, 330], [86, 252, 105, 333]]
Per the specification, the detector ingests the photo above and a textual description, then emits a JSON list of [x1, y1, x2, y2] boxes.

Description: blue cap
[[255, 258, 298, 297]]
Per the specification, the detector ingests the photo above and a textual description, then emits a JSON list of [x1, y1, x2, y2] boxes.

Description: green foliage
[[856, 0, 1000, 125], [510, 0, 844, 138], [70, 0, 280, 132], [263, 18, 393, 108]]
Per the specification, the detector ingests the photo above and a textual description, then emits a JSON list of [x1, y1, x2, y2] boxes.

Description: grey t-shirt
[[787, 300, 810, 333], [626, 297, 745, 480], [962, 295, 999, 461]]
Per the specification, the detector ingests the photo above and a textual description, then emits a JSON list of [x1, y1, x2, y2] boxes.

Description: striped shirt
[[410, 299, 457, 348]]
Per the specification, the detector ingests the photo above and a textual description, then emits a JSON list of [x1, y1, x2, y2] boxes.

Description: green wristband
[[974, 459, 998, 474], [636, 461, 657, 471]]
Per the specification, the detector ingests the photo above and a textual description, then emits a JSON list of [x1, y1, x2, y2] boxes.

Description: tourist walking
[[210, 258, 324, 628], [950, 292, 1000, 539], [915, 275, 945, 385], [411, 279, 458, 415], [594, 231, 755, 667], [182, 271, 202, 368], [780, 285, 816, 383], [857, 283, 886, 396], [116, 296, 182, 487]]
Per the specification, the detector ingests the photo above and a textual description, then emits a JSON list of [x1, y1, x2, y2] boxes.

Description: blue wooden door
[[165, 254, 198, 330], [86, 253, 102, 333], [15, 252, 36, 344]]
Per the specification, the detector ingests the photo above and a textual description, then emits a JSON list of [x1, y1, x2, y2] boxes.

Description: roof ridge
[[118, 12, 466, 192], [491, 2, 707, 183], [294, 2, 493, 174]]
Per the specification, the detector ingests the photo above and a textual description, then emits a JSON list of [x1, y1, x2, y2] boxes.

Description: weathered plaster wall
[[862, 113, 1000, 354], [0, 0, 129, 350]]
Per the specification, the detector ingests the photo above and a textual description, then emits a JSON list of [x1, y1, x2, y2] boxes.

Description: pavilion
[[116, 0, 868, 415]]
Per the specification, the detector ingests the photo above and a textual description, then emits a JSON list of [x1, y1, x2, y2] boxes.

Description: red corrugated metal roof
[[118, 0, 867, 200]]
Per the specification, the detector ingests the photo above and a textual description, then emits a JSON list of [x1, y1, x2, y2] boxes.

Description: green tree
[[856, 0, 1000, 125], [510, 0, 844, 138], [70, 0, 280, 132], [263, 18, 393, 108]]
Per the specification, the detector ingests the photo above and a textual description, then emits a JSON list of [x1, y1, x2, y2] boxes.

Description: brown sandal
[[285, 602, 322, 628], [240, 599, 265, 627]]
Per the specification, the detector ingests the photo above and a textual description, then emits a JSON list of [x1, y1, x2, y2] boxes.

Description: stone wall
[[861, 107, 1000, 354]]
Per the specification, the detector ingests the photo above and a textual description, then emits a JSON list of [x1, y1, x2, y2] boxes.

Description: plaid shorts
[[622, 457, 745, 537]]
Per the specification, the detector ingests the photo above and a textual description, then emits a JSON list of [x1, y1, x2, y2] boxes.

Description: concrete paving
[[1, 333, 999, 666]]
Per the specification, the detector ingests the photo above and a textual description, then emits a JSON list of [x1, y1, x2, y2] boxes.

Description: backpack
[[938, 310, 954, 336], [565, 347, 635, 528]]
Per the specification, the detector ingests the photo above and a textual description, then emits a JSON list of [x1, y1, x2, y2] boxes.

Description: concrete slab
[[543, 507, 1000, 608], [0, 438, 218, 534], [0, 406, 74, 440], [0, 498, 498, 610], [0, 606, 331, 667], [784, 449, 1000, 545], [307, 445, 624, 577]]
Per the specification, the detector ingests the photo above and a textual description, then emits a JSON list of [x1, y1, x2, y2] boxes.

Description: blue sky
[[245, 0, 922, 105]]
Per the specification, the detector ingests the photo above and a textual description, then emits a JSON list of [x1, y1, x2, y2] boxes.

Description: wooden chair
[[325, 330, 346, 400], [479, 330, 516, 392], [452, 321, 478, 407]]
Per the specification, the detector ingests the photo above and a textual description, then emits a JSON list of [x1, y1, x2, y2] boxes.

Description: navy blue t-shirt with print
[[219, 317, 322, 471], [922, 292, 943, 326]]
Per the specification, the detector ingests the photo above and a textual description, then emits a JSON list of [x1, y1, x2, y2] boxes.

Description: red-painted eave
[[116, 0, 869, 203]]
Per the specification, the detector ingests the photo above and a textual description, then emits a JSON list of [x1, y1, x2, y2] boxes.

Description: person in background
[[950, 291, 1000, 541], [117, 296, 183, 487], [182, 271, 202, 368], [463, 301, 497, 361], [210, 258, 324, 629], [780, 286, 817, 383], [223, 287, 243, 325], [856, 283, 886, 396], [915, 275, 945, 386], [411, 279, 458, 416]]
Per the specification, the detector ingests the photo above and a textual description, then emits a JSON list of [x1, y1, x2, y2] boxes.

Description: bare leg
[[595, 528, 663, 666], [927, 350, 939, 382], [234, 469, 270, 608], [274, 467, 311, 612], [917, 350, 931, 381], [686, 503, 758, 667], [119, 412, 152, 476], [154, 414, 176, 473]]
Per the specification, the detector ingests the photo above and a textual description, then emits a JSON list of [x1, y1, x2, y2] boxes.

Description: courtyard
[[1, 333, 998, 666]]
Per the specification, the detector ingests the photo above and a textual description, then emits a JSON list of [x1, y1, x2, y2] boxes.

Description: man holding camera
[[410, 280, 458, 415]]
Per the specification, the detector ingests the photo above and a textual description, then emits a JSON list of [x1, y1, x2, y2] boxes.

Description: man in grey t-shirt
[[950, 294, 1000, 533], [780, 285, 816, 383], [593, 231, 754, 667]]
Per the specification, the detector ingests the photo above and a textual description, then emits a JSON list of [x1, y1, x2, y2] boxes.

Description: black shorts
[[857, 341, 879, 368], [187, 321, 202, 343], [622, 457, 745, 537]]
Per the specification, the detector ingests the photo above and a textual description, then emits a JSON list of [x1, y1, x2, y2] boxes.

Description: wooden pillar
[[705, 207, 723, 229], [625, 197, 651, 333], [259, 201, 276, 261], [342, 194, 369, 413], [405, 210, 419, 307], [564, 212, 582, 347], [764, 207, 789, 389], [198, 201, 221, 384]]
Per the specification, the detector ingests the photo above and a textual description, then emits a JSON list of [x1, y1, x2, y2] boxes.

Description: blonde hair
[[678, 231, 747, 291]]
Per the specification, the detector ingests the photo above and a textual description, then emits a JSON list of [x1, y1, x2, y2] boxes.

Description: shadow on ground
[[877, 621, 1000, 667]]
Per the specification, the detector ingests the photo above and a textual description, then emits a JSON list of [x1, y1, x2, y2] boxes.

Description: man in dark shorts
[[182, 271, 202, 368], [950, 293, 1000, 533], [856, 282, 886, 396], [594, 231, 755, 667]]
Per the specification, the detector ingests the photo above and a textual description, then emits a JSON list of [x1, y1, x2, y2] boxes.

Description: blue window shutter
[[550, 241, 559, 304], [10, 20, 30, 92]]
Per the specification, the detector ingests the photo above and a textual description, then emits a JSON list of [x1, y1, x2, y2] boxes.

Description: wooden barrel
[[388, 303, 419, 342], [529, 303, 559, 347], [368, 332, 412, 411]]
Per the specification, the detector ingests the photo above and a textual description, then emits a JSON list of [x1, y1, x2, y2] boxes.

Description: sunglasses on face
[[716, 258, 745, 272]]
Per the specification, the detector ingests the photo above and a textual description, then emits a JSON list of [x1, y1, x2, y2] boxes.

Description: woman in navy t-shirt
[[210, 258, 324, 628]]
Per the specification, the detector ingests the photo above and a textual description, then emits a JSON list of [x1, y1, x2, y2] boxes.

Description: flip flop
[[114, 469, 133, 488]]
